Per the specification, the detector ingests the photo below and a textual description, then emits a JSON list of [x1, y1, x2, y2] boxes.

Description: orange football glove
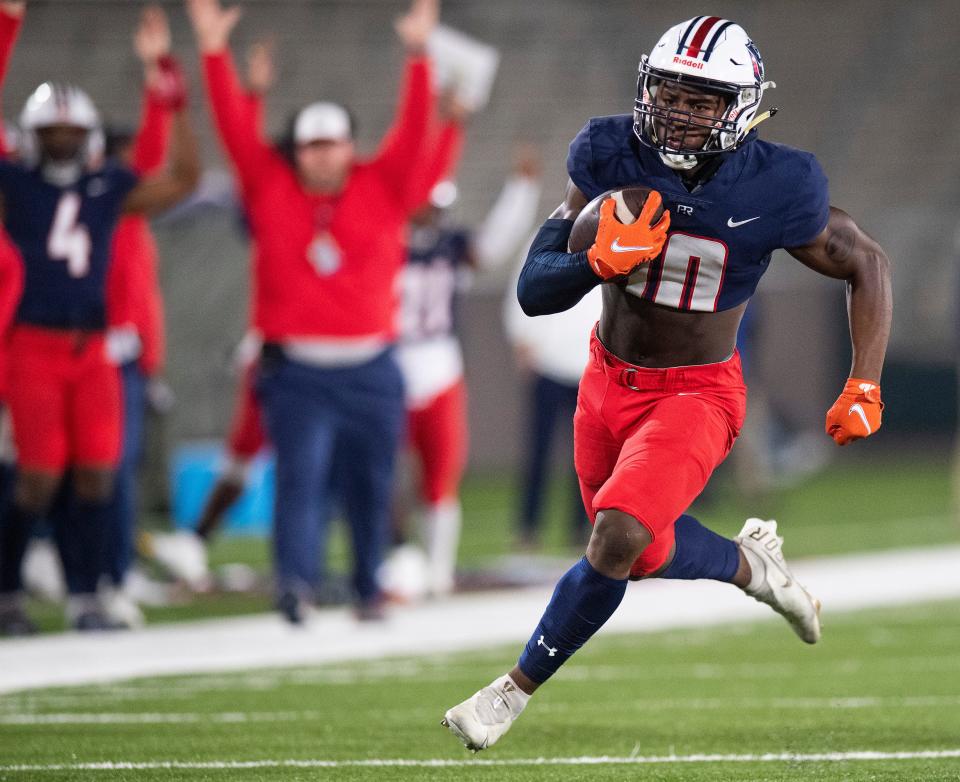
[[825, 378, 883, 446], [587, 191, 670, 280]]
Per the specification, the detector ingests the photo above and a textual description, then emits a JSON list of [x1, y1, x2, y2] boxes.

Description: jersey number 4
[[47, 192, 92, 278], [626, 233, 729, 312]]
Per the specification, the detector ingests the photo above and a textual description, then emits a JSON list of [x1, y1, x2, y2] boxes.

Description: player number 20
[[47, 192, 92, 278]]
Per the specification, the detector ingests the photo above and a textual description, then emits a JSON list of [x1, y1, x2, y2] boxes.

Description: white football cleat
[[378, 544, 430, 604], [22, 538, 66, 602], [736, 518, 821, 644], [442, 674, 529, 752], [99, 583, 146, 630], [143, 531, 210, 590]]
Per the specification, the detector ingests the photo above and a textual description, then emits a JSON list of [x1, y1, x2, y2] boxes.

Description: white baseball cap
[[429, 180, 458, 209], [294, 102, 352, 144]]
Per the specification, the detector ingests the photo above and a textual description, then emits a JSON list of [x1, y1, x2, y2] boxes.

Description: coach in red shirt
[[187, 0, 440, 623]]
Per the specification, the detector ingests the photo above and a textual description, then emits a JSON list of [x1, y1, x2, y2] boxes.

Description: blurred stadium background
[[1, 1, 959, 778], [7, 0, 958, 462]]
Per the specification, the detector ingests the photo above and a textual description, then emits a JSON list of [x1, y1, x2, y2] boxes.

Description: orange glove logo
[[587, 191, 670, 280], [825, 378, 883, 446]]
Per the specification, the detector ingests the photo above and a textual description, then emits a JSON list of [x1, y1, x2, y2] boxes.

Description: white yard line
[[2, 750, 960, 771], [4, 695, 960, 723], [1, 544, 959, 695]]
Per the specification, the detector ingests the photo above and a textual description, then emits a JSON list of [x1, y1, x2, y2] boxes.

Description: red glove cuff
[[148, 55, 188, 112]]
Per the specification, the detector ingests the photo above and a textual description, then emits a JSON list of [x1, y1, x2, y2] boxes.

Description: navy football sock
[[659, 514, 739, 583], [0, 504, 40, 593], [53, 493, 110, 595], [518, 557, 627, 684]]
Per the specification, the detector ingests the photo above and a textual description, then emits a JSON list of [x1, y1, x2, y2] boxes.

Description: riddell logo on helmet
[[672, 56, 704, 70]]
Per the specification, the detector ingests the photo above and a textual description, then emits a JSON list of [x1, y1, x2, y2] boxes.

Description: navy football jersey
[[399, 227, 472, 342], [0, 160, 138, 329], [567, 115, 829, 312]]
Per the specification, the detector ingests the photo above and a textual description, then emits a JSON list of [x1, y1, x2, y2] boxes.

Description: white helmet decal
[[634, 17, 776, 170]]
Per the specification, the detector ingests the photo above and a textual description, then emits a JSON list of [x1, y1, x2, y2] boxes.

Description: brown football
[[568, 186, 665, 253]]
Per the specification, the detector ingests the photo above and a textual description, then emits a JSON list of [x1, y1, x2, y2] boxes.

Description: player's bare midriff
[[598, 286, 747, 367]]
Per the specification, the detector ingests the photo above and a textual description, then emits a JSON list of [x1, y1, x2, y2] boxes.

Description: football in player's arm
[[537, 185, 890, 446], [444, 15, 891, 753]]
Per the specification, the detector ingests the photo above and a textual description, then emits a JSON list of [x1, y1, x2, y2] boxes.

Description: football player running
[[444, 16, 891, 751]]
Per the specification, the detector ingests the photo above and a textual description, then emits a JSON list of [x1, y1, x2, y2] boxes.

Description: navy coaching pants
[[104, 360, 148, 586], [257, 347, 405, 605], [519, 373, 587, 544]]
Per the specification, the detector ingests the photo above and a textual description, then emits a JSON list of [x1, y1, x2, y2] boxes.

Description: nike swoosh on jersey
[[610, 238, 654, 253], [848, 403, 872, 434], [727, 216, 761, 228]]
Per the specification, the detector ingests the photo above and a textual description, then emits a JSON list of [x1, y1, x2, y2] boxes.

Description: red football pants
[[226, 363, 268, 461], [5, 325, 123, 472], [574, 332, 746, 577], [406, 378, 468, 504]]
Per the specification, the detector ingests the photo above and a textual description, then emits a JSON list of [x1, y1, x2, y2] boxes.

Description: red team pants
[[406, 378, 468, 504], [574, 331, 747, 577], [226, 363, 268, 461], [5, 325, 123, 472]]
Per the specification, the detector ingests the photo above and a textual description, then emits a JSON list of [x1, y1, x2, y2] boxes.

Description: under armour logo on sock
[[537, 635, 557, 657]]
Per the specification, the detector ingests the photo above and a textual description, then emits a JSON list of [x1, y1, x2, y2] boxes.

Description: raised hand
[[438, 87, 470, 123], [394, 0, 439, 53], [0, 2, 25, 19], [134, 5, 171, 65], [245, 36, 276, 95], [512, 143, 542, 179], [185, 0, 242, 53]]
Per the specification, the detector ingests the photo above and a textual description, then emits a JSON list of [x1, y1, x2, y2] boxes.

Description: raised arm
[[186, 0, 274, 191], [786, 206, 893, 444], [123, 11, 200, 215], [473, 145, 542, 270], [372, 0, 438, 202], [0, 2, 24, 157], [243, 36, 275, 140], [130, 6, 177, 175], [403, 114, 465, 212], [122, 98, 200, 216]]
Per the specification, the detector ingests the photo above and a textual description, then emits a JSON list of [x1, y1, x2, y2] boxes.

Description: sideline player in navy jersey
[[0, 1, 199, 633], [444, 16, 891, 751]]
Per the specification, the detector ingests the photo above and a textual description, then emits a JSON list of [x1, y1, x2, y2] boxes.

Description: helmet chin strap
[[41, 158, 83, 187]]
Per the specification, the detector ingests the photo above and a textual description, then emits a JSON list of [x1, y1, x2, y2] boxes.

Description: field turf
[[1, 599, 959, 781], [21, 453, 960, 631]]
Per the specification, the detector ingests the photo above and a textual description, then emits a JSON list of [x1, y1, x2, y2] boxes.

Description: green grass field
[[210, 451, 959, 569], [20, 452, 960, 632], [2, 599, 959, 780]]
